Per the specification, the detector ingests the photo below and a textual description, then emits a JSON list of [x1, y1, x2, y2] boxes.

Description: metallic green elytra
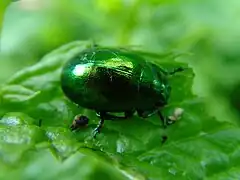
[[61, 47, 184, 137]]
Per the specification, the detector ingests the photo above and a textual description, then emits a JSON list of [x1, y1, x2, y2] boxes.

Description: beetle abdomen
[[61, 47, 169, 112], [61, 48, 145, 111]]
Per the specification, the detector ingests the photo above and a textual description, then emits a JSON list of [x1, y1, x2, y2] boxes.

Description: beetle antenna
[[168, 67, 185, 76]]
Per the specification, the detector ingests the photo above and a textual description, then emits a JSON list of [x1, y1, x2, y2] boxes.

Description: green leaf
[[0, 0, 11, 30], [1, 0, 240, 177], [1, 40, 239, 179], [0, 41, 91, 127], [0, 112, 38, 126]]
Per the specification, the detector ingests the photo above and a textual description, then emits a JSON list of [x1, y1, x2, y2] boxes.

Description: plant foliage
[[0, 0, 239, 180]]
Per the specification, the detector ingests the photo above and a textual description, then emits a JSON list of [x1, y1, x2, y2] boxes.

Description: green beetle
[[61, 47, 184, 137]]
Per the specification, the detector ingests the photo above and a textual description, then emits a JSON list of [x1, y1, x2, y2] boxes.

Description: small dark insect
[[61, 46, 185, 139], [70, 115, 89, 131]]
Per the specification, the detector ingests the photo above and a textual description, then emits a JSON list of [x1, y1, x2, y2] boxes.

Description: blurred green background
[[0, 0, 239, 179]]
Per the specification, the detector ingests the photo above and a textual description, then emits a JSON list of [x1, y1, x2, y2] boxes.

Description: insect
[[61, 47, 184, 138]]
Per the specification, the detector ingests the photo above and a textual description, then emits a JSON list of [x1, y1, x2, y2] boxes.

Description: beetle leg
[[157, 110, 177, 128], [157, 110, 167, 129], [93, 113, 105, 138], [95, 110, 135, 120], [137, 109, 158, 118], [168, 67, 185, 75], [124, 110, 135, 118], [138, 110, 169, 144], [138, 110, 172, 129], [93, 110, 134, 138], [93, 119, 104, 138], [137, 109, 169, 128]]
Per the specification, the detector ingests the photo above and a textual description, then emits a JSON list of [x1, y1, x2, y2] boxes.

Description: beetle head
[[155, 83, 171, 107], [152, 67, 171, 107]]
